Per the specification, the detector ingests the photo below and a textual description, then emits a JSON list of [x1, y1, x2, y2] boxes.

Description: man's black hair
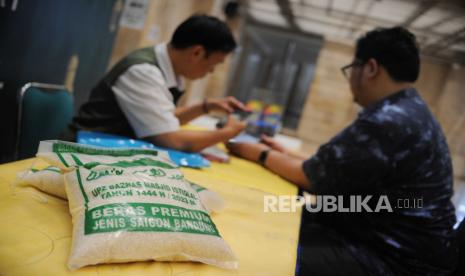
[[355, 27, 420, 82], [170, 14, 237, 56]]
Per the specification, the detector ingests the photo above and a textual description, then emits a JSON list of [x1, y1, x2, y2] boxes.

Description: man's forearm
[[175, 102, 205, 125], [144, 128, 237, 152], [264, 151, 311, 190]]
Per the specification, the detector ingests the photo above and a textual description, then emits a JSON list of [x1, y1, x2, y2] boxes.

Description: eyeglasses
[[341, 61, 362, 80]]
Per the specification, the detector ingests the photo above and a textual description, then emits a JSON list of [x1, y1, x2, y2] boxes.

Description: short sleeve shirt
[[112, 43, 185, 138], [302, 88, 457, 275]]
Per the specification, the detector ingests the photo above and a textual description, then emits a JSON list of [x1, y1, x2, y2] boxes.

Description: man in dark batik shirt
[[227, 27, 458, 275]]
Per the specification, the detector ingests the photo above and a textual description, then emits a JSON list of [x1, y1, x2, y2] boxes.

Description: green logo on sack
[[86, 168, 124, 181], [85, 203, 220, 237], [52, 142, 159, 156]]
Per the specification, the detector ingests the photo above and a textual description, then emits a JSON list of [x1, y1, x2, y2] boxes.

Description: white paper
[[119, 0, 149, 30]]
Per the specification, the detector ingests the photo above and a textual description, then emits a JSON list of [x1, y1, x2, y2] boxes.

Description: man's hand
[[176, 96, 250, 125], [144, 117, 245, 153], [206, 96, 250, 114], [260, 135, 288, 154], [261, 134, 308, 160], [225, 141, 269, 162], [223, 115, 247, 136]]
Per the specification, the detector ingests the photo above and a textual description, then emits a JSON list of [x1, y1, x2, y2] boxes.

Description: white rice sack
[[38, 141, 237, 270], [16, 166, 66, 199], [188, 182, 225, 213], [15, 166, 225, 214]]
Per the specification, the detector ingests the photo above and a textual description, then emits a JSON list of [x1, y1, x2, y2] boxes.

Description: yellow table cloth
[[0, 156, 301, 276]]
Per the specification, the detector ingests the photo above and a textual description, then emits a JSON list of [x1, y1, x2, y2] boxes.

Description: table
[[0, 153, 302, 275]]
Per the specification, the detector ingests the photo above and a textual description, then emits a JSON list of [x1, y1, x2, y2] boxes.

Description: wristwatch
[[258, 149, 271, 166]]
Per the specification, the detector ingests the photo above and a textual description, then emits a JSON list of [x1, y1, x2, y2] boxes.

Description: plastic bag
[[77, 131, 210, 168]]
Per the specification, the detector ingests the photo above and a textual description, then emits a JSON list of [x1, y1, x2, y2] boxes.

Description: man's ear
[[190, 45, 206, 61], [364, 58, 379, 79]]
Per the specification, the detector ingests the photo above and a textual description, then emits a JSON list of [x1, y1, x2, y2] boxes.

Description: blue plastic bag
[[76, 131, 210, 168]]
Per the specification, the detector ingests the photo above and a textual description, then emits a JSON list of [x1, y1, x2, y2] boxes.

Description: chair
[[16, 82, 73, 160]]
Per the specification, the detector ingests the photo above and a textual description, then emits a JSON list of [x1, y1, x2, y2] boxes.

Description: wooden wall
[[434, 66, 465, 180], [297, 40, 358, 154]]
